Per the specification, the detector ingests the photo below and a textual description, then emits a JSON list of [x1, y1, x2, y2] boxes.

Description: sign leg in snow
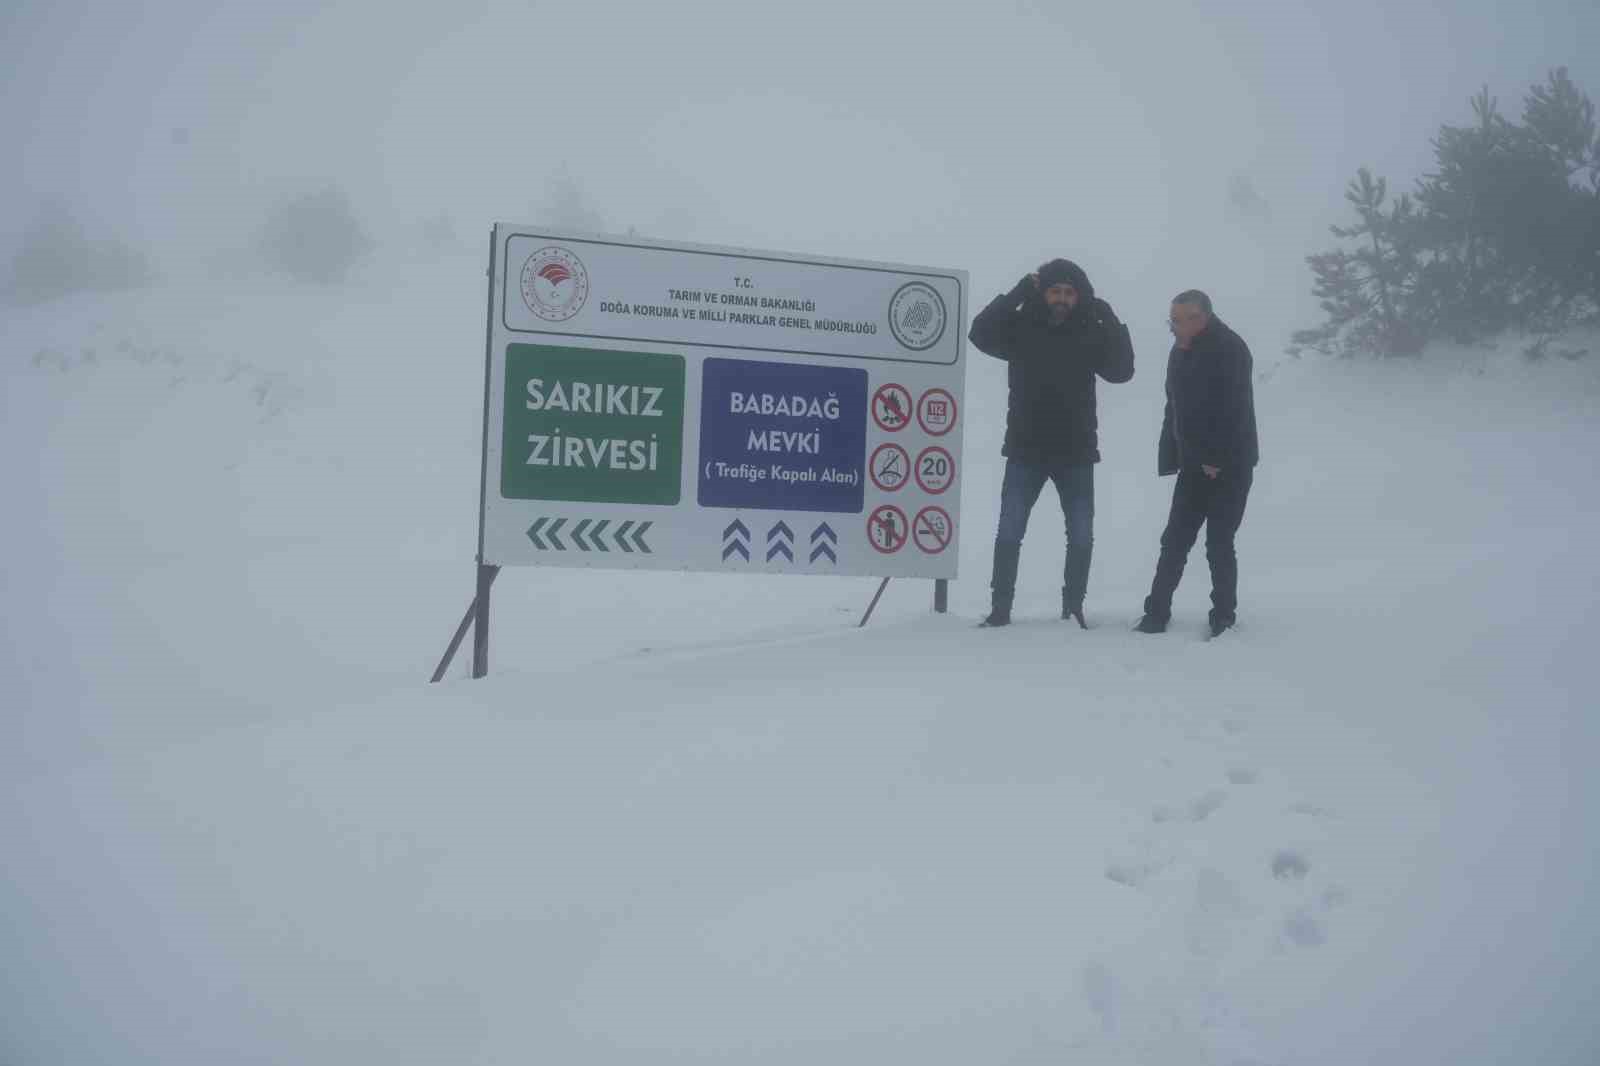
[[459, 225, 967, 677]]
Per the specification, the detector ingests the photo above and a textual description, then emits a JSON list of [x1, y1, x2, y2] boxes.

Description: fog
[[4, 5, 1599, 1063], [4, 0, 1595, 351]]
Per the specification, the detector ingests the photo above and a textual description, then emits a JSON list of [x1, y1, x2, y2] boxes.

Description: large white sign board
[[479, 227, 968, 579]]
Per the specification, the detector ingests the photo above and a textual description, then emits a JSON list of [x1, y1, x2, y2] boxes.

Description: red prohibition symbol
[[916, 387, 957, 436], [872, 383, 913, 432], [912, 505, 953, 554], [869, 442, 911, 492], [867, 504, 909, 554]]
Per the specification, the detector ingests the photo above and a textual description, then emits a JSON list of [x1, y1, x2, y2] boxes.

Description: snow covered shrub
[[4, 208, 153, 306], [257, 186, 373, 284]]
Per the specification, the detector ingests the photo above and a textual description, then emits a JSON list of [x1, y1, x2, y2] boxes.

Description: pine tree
[[1523, 68, 1600, 192], [1297, 69, 1600, 357], [1412, 88, 1519, 340], [1292, 168, 1427, 356], [1515, 68, 1600, 338]]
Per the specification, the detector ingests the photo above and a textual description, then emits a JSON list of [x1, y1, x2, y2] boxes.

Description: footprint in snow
[[1191, 789, 1229, 820], [1283, 909, 1327, 948], [1105, 857, 1169, 889], [1153, 789, 1229, 824], [1271, 850, 1311, 881], [1188, 867, 1250, 959], [1081, 960, 1121, 1032]]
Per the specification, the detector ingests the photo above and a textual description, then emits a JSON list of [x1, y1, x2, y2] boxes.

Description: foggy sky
[[2, 0, 1596, 350]]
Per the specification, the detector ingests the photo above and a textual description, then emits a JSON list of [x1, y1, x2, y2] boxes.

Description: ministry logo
[[888, 281, 947, 352], [520, 246, 590, 322]]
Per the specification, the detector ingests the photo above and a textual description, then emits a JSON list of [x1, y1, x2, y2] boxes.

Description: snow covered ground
[[3, 254, 1597, 1065]]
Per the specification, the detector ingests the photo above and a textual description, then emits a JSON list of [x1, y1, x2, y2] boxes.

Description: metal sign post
[[434, 226, 968, 680]]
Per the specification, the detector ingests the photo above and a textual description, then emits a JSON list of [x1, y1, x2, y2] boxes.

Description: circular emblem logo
[[519, 246, 590, 322], [888, 281, 947, 351]]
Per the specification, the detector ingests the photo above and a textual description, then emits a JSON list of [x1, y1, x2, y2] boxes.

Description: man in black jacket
[[968, 258, 1135, 628], [1136, 290, 1259, 638]]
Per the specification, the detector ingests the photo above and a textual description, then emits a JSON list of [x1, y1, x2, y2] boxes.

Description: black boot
[[1140, 549, 1184, 635], [1134, 613, 1168, 634], [980, 540, 1021, 627], [1206, 539, 1239, 635], [1062, 541, 1092, 628]]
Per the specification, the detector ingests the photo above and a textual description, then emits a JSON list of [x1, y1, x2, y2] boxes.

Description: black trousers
[[1144, 467, 1253, 623]]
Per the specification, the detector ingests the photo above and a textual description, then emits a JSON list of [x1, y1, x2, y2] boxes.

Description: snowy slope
[[3, 255, 1598, 1065]]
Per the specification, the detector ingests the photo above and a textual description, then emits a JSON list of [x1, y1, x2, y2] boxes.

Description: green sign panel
[[500, 343, 685, 505]]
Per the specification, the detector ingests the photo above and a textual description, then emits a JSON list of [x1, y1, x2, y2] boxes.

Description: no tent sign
[[437, 224, 968, 678]]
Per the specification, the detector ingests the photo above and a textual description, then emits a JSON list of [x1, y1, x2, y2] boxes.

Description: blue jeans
[[995, 458, 1095, 548]]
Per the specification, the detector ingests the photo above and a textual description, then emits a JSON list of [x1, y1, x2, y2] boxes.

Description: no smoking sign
[[913, 505, 953, 554]]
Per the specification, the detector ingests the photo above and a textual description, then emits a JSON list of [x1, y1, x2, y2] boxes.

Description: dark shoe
[[983, 540, 1020, 629], [989, 539, 1020, 613], [1064, 607, 1088, 630], [1134, 614, 1168, 634], [1062, 542, 1092, 620], [1208, 616, 1234, 639], [1060, 593, 1077, 622]]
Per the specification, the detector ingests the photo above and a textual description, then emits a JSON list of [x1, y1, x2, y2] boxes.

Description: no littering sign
[[867, 504, 909, 554]]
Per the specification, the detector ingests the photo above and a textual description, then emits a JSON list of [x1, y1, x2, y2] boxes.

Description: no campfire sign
[[477, 226, 968, 579]]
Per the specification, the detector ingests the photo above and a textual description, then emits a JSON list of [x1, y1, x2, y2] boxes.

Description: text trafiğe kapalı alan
[[707, 461, 859, 486]]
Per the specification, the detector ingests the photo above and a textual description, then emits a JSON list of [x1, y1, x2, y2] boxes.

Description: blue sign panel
[[698, 357, 867, 513]]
